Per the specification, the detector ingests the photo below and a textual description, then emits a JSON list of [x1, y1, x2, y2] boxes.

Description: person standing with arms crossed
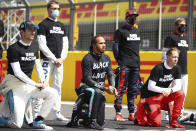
[[162, 18, 188, 117], [33, 0, 69, 121], [112, 9, 141, 121]]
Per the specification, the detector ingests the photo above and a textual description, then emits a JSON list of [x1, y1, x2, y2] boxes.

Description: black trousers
[[71, 87, 105, 126], [91, 88, 105, 126]]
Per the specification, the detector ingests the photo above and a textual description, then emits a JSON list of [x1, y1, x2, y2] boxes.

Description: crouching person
[[67, 36, 117, 130], [135, 47, 185, 128], [0, 21, 57, 129]]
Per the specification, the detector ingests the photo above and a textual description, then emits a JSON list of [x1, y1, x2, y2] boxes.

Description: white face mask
[[51, 10, 59, 18]]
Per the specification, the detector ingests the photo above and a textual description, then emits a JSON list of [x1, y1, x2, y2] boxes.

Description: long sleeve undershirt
[[38, 35, 68, 62], [148, 61, 181, 93], [11, 59, 45, 86], [61, 36, 69, 60], [37, 35, 57, 62]]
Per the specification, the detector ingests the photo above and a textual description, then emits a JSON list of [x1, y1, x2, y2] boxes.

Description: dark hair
[[47, 0, 59, 9], [89, 35, 101, 52], [166, 47, 180, 56]]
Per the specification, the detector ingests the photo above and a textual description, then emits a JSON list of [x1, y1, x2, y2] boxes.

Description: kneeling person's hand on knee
[[105, 86, 118, 96], [162, 88, 173, 97]]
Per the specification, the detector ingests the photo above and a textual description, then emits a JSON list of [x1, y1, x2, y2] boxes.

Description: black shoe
[[79, 120, 89, 127], [67, 121, 78, 128], [89, 121, 103, 130], [67, 116, 79, 128], [178, 113, 194, 123]]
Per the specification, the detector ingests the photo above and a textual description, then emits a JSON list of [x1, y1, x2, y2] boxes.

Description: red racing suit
[[135, 91, 184, 126], [135, 62, 184, 126]]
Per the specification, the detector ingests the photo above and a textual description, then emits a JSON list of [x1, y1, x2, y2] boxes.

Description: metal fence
[[0, 0, 195, 51], [74, 0, 195, 51]]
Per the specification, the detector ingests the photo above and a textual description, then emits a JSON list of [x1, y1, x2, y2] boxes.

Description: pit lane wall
[[1, 51, 196, 108]]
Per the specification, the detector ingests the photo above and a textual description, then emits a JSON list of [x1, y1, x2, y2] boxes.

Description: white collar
[[164, 60, 173, 69], [19, 40, 31, 46], [48, 17, 57, 22]]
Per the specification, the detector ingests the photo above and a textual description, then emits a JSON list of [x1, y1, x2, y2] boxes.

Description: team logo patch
[[50, 26, 64, 34], [127, 34, 140, 41]]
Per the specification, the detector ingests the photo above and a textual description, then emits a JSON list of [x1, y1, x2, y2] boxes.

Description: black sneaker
[[89, 121, 103, 130], [79, 120, 89, 127], [178, 113, 193, 123], [67, 116, 79, 128], [67, 121, 78, 128]]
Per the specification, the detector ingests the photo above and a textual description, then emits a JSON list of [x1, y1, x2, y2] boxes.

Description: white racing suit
[[0, 74, 57, 128]]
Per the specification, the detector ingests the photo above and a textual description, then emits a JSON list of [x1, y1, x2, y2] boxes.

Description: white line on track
[[62, 101, 128, 108]]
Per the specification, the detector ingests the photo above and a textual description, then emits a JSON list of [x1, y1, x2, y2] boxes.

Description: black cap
[[19, 21, 39, 31], [125, 9, 139, 18]]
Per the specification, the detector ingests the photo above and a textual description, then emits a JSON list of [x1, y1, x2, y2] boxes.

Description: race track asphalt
[[1, 101, 196, 131]]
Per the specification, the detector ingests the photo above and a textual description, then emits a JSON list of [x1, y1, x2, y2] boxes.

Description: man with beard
[[67, 36, 117, 130]]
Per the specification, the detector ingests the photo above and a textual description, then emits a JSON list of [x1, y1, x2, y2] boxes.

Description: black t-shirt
[[141, 63, 181, 98], [164, 32, 188, 74], [38, 18, 67, 59], [7, 41, 39, 78], [114, 24, 141, 68], [81, 52, 114, 90]]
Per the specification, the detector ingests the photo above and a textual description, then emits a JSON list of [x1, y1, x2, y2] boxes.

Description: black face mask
[[128, 17, 136, 25], [178, 25, 187, 33]]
